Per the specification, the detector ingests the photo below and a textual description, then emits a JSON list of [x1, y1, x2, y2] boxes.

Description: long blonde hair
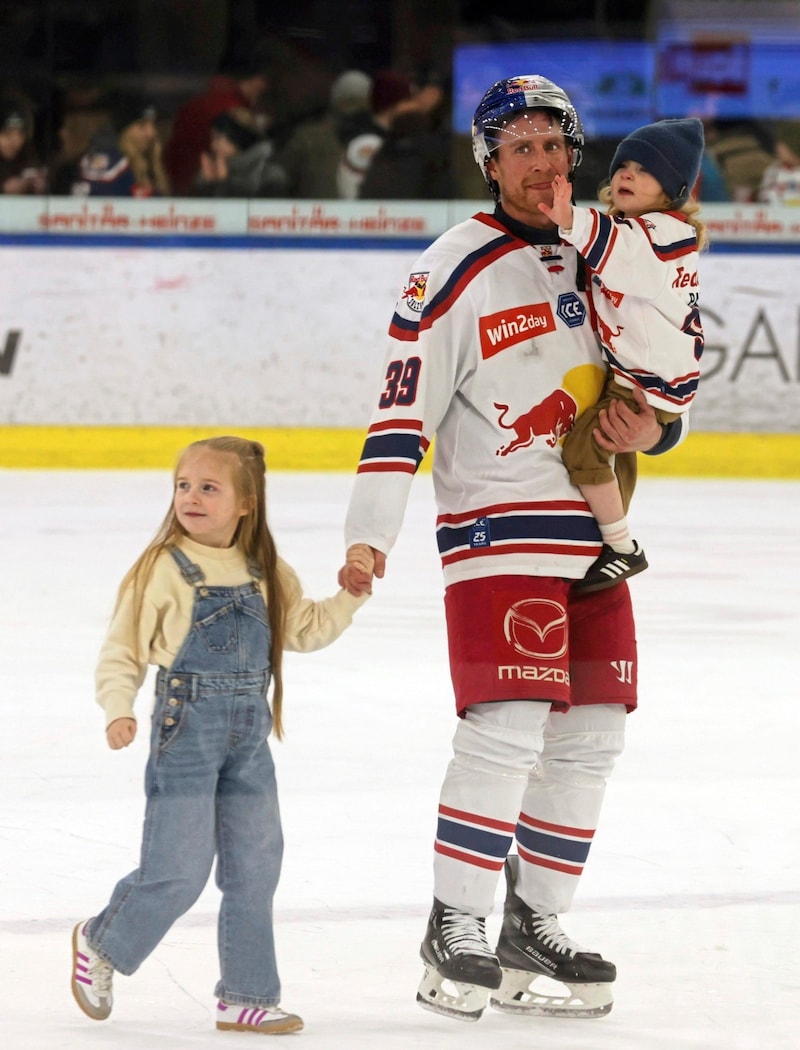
[[118, 123, 170, 195], [117, 437, 288, 737], [597, 182, 708, 251]]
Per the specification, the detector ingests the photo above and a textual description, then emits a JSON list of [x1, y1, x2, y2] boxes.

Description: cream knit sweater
[[95, 536, 367, 726]]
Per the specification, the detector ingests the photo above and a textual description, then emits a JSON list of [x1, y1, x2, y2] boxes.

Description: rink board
[[3, 199, 800, 476], [1, 424, 798, 477]]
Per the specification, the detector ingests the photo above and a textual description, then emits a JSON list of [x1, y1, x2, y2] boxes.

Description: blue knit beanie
[[609, 118, 704, 204]]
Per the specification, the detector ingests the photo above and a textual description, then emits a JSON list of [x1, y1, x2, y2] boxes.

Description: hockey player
[[339, 76, 687, 1022]]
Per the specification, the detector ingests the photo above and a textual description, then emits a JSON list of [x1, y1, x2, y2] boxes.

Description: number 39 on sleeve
[[379, 356, 421, 408]]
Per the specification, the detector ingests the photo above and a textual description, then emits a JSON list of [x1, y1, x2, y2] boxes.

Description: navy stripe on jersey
[[516, 813, 595, 877], [652, 234, 697, 261], [356, 418, 429, 475], [606, 346, 699, 407], [434, 804, 516, 873], [436, 501, 602, 559], [388, 229, 523, 342], [581, 212, 617, 271], [582, 212, 696, 273]]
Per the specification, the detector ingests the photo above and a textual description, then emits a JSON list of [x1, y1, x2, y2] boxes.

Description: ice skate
[[416, 898, 502, 1022], [216, 1001, 304, 1033], [71, 919, 114, 1021], [575, 541, 648, 592], [491, 856, 615, 1018]]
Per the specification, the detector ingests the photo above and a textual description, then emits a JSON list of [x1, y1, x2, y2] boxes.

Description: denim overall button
[[164, 717, 176, 727], [170, 678, 182, 687], [168, 698, 180, 707]]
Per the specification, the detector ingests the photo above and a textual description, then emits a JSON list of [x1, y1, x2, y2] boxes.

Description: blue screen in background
[[454, 39, 800, 136], [452, 41, 655, 139], [656, 41, 800, 119]]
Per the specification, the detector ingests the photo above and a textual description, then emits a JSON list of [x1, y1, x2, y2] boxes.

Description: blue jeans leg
[[214, 702, 283, 1006], [88, 691, 223, 973]]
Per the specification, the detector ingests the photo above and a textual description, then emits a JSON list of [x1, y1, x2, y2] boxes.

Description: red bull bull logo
[[494, 388, 578, 455]]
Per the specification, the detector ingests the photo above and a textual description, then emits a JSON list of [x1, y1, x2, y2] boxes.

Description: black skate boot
[[491, 855, 616, 1018], [416, 898, 502, 1022], [575, 541, 648, 593]]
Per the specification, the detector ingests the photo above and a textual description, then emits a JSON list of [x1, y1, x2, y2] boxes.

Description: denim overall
[[89, 547, 284, 1007]]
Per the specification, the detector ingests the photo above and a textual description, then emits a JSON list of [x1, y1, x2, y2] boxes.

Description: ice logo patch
[[469, 517, 491, 548], [557, 292, 586, 328]]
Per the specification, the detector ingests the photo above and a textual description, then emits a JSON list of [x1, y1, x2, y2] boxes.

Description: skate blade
[[417, 964, 488, 1022], [490, 970, 613, 1018]]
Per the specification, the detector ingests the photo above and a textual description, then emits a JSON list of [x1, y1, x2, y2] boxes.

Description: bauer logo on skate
[[503, 599, 568, 659], [479, 303, 556, 359]]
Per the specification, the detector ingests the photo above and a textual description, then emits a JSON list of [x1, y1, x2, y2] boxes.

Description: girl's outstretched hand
[[537, 173, 574, 229], [338, 543, 384, 596], [107, 717, 137, 750]]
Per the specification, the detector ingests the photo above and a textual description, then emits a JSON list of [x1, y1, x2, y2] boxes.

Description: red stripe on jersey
[[518, 844, 584, 876], [518, 813, 596, 840], [434, 842, 506, 871], [441, 541, 601, 566], [437, 500, 589, 526], [356, 461, 417, 474], [419, 240, 526, 334], [591, 216, 618, 275], [439, 803, 517, 834], [367, 418, 424, 434]]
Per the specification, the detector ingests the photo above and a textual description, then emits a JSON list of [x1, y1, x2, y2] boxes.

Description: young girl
[[540, 118, 708, 591], [71, 436, 367, 1034]]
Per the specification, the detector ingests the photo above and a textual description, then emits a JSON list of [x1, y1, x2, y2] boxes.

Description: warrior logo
[[402, 272, 429, 313], [504, 598, 568, 659], [495, 388, 577, 455]]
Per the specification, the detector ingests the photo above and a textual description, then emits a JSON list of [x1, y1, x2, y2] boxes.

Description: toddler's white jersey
[[563, 206, 703, 413]]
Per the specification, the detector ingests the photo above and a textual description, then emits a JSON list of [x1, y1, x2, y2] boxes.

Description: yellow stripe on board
[[0, 426, 799, 477]]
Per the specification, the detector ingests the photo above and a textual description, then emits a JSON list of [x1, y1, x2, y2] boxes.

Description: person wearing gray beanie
[[538, 119, 709, 592]]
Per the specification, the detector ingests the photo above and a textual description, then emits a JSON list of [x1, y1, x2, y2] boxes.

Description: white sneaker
[[216, 1000, 304, 1034], [71, 920, 114, 1020]]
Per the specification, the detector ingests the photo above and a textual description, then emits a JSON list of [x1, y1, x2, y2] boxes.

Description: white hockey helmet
[[472, 74, 584, 199]]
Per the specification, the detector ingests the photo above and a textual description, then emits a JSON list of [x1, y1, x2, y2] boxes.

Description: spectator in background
[[49, 102, 111, 195], [193, 106, 287, 197], [163, 62, 270, 195], [704, 118, 777, 202], [71, 95, 168, 197], [359, 80, 452, 200], [758, 139, 800, 205], [278, 69, 372, 199], [694, 147, 729, 202], [0, 95, 47, 194], [337, 69, 413, 199]]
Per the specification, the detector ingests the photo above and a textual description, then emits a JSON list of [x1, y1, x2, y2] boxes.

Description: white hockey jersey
[[345, 210, 614, 586], [562, 206, 703, 413]]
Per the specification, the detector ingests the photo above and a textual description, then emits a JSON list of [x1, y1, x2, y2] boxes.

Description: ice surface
[[2, 470, 798, 1048]]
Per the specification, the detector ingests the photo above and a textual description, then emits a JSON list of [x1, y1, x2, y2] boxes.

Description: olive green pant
[[562, 377, 679, 514]]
